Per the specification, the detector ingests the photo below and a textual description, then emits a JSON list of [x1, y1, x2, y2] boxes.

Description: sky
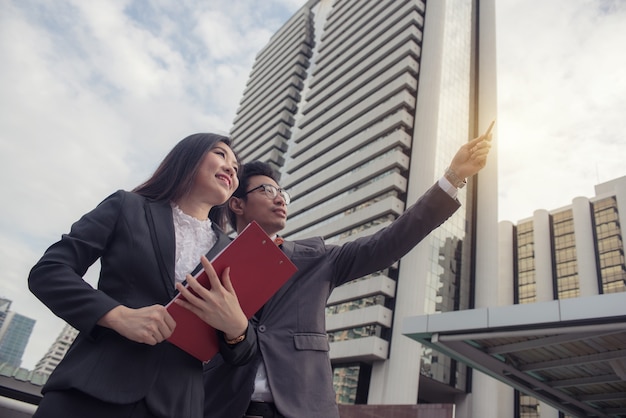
[[1, 0, 624, 370]]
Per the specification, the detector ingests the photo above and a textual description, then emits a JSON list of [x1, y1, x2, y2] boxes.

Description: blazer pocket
[[293, 333, 330, 352]]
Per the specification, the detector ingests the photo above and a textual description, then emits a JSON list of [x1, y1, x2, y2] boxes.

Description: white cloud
[[496, 0, 626, 221]]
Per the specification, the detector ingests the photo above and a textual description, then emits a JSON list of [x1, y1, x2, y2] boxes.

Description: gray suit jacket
[[203, 183, 460, 418], [29, 190, 257, 418]]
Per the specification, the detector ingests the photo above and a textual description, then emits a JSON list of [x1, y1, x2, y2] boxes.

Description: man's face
[[233, 175, 288, 236]]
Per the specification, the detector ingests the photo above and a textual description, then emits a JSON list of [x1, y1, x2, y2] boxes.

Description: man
[[204, 130, 492, 418]]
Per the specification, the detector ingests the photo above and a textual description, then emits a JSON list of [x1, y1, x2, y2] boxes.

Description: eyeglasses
[[245, 184, 291, 205]]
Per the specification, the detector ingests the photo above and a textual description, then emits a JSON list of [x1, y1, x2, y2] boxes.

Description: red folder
[[165, 221, 297, 362]]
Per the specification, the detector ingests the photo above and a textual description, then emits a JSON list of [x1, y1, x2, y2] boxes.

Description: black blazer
[[203, 183, 460, 418], [29, 190, 256, 418]]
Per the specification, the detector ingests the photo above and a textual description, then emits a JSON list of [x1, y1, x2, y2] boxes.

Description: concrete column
[[532, 210, 560, 418], [540, 401, 560, 418], [454, 393, 472, 418], [498, 221, 515, 306], [471, 0, 508, 416], [471, 72, 502, 418], [495, 221, 515, 417]]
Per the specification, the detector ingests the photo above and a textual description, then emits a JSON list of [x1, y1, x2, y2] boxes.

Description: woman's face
[[190, 142, 239, 206]]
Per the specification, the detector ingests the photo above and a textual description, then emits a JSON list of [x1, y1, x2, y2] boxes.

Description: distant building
[[0, 298, 35, 368], [405, 175, 626, 417], [499, 175, 626, 417], [0, 363, 45, 417], [33, 324, 78, 376], [0, 299, 40, 417], [507, 176, 626, 303]]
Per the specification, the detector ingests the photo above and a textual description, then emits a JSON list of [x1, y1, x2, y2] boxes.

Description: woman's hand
[[97, 304, 176, 345], [174, 255, 248, 340]]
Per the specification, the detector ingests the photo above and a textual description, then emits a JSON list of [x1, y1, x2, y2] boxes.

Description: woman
[[28, 133, 256, 418]]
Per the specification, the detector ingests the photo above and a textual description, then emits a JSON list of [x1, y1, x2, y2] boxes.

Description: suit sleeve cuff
[[438, 176, 459, 199]]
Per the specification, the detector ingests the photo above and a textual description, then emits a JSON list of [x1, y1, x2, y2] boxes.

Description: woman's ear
[[228, 196, 244, 216]]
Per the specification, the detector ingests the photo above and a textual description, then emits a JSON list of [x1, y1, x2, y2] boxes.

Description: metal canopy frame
[[402, 293, 626, 417]]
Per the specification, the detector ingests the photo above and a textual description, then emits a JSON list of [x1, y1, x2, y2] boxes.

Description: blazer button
[[258, 325, 266, 332]]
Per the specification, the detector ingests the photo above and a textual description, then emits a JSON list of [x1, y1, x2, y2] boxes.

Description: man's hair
[[227, 161, 281, 230]]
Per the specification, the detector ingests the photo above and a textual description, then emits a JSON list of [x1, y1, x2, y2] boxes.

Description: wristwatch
[[445, 167, 467, 189]]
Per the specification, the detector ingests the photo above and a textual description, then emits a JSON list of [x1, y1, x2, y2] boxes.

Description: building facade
[[230, 0, 498, 415], [0, 298, 35, 368], [33, 324, 78, 376], [500, 175, 626, 418]]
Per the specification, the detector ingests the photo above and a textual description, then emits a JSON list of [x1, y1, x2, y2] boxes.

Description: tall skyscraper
[[230, 0, 497, 415], [0, 297, 35, 368], [33, 323, 78, 376]]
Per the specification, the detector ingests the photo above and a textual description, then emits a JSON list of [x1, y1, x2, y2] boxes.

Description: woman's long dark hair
[[133, 133, 239, 226]]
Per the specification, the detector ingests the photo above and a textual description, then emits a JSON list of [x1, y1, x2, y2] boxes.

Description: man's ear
[[228, 196, 244, 216]]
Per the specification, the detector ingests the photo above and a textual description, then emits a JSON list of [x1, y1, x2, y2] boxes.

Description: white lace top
[[171, 203, 217, 285]]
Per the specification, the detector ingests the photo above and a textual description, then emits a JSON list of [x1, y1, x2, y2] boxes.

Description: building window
[[593, 197, 626, 293]]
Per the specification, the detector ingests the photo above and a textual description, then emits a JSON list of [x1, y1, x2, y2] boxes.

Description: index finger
[[161, 309, 176, 334], [483, 120, 495, 137], [199, 255, 224, 290]]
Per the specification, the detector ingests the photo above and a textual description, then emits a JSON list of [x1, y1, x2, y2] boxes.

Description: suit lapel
[[146, 202, 233, 297], [145, 199, 177, 297], [278, 240, 294, 259], [256, 239, 295, 320]]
